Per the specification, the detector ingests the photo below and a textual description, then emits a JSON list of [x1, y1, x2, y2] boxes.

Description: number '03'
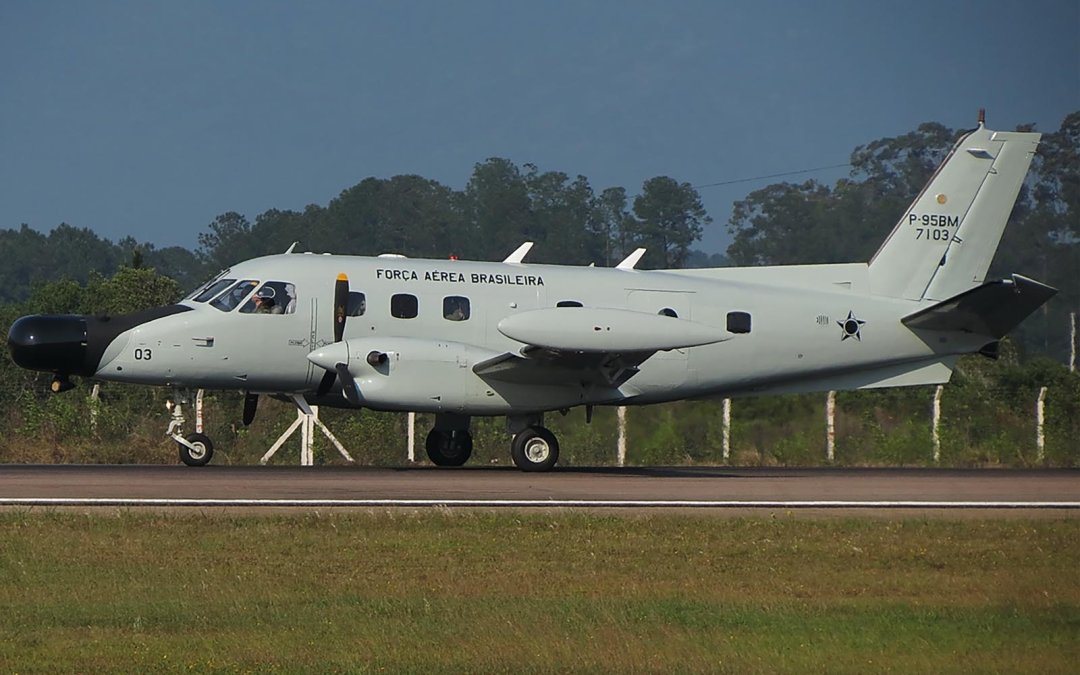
[[134, 348, 152, 360]]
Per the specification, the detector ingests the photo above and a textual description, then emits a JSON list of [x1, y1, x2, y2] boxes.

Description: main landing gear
[[426, 413, 473, 466], [424, 413, 561, 471], [510, 425, 559, 472]]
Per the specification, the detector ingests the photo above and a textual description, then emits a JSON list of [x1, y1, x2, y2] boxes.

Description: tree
[[461, 158, 533, 260], [522, 167, 598, 265], [727, 123, 960, 267], [589, 187, 633, 267], [625, 177, 710, 268], [197, 212, 258, 271]]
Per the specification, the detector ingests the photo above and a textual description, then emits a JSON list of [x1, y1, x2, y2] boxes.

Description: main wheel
[[425, 429, 473, 467], [511, 426, 559, 472], [178, 432, 214, 467]]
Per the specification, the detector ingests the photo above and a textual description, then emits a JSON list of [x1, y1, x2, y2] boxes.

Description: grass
[[0, 511, 1077, 673]]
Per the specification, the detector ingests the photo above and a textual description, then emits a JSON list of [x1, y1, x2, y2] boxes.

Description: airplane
[[6, 117, 1057, 471]]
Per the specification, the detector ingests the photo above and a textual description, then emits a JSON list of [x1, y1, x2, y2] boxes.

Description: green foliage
[[626, 176, 711, 268]]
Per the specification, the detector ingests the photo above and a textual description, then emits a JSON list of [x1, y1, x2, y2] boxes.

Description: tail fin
[[868, 122, 1040, 301]]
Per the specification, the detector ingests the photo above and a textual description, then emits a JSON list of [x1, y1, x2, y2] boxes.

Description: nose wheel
[[177, 433, 214, 467], [425, 429, 473, 467], [511, 426, 559, 472]]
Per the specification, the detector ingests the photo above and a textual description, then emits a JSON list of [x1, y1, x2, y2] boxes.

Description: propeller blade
[[242, 392, 259, 426], [333, 273, 349, 343], [316, 369, 337, 397], [335, 362, 362, 406], [313, 274, 351, 397]]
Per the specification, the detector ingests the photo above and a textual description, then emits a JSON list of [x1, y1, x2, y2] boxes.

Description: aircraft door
[[627, 290, 695, 389]]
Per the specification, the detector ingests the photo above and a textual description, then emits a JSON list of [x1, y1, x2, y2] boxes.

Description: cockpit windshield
[[184, 269, 232, 302], [191, 278, 236, 303], [210, 280, 259, 312]]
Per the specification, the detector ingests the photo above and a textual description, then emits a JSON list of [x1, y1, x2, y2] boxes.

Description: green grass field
[[0, 511, 1077, 673]]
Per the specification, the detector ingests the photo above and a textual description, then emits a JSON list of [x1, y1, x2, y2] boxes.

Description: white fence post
[[825, 391, 836, 462], [1070, 312, 1076, 373], [1036, 386, 1047, 463], [88, 384, 101, 432], [407, 412, 416, 463], [932, 385, 944, 463], [722, 398, 731, 461], [617, 406, 627, 466]]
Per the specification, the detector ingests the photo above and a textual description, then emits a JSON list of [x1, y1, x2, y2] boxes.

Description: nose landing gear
[[178, 432, 214, 467], [166, 391, 215, 467]]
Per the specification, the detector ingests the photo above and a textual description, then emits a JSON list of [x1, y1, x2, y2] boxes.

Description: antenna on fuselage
[[503, 241, 534, 264], [284, 241, 299, 254], [616, 248, 647, 270]]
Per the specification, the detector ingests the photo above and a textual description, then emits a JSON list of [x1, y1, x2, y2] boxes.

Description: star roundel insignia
[[837, 311, 866, 341]]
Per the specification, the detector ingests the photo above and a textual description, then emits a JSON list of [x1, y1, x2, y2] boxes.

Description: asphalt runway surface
[[0, 465, 1077, 510]]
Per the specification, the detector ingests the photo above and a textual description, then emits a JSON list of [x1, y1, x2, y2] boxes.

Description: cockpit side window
[[240, 281, 297, 315], [210, 280, 259, 312], [191, 278, 235, 303], [346, 292, 366, 317]]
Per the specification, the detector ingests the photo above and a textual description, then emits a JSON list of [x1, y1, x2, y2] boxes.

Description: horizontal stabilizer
[[901, 274, 1056, 338], [497, 307, 730, 352]]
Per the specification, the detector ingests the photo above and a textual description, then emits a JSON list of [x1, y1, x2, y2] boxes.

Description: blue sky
[[1, 0, 1076, 255]]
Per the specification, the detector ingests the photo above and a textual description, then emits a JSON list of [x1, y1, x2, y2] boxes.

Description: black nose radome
[[7, 315, 90, 375]]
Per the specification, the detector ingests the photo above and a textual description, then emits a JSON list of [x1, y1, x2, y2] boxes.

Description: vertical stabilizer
[[867, 123, 1040, 301]]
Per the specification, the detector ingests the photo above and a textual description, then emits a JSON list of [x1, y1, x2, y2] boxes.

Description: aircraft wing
[[473, 307, 729, 387]]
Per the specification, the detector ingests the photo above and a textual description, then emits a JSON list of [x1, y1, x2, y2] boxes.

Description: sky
[[1, 0, 1077, 256]]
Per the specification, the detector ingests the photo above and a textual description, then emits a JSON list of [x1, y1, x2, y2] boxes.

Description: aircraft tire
[[511, 426, 559, 472], [425, 429, 472, 467], [178, 433, 214, 467]]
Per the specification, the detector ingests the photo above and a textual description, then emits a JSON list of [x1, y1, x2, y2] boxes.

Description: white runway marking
[[1, 498, 1078, 508]]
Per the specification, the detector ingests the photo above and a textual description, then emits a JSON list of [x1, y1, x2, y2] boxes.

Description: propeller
[[315, 273, 352, 397], [242, 392, 259, 426]]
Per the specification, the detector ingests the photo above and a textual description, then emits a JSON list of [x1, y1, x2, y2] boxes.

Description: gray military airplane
[[7, 119, 1056, 470]]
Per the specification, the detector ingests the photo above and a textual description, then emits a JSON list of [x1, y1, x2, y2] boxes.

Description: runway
[[0, 465, 1077, 509]]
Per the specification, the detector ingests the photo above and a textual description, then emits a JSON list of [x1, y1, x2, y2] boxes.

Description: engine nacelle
[[311, 337, 589, 414]]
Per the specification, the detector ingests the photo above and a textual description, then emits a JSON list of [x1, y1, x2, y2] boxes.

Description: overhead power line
[[694, 162, 852, 190]]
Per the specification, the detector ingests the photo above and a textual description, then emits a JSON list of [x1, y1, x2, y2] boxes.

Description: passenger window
[[443, 296, 470, 321], [727, 311, 752, 334], [556, 300, 583, 308], [211, 280, 258, 312], [391, 294, 418, 319], [658, 307, 678, 318], [192, 278, 235, 303], [240, 281, 296, 315], [346, 292, 366, 317]]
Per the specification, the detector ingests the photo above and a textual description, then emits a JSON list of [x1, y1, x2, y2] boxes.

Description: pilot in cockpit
[[253, 287, 283, 314]]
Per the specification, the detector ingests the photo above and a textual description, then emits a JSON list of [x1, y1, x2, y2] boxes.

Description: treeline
[[0, 164, 716, 305]]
